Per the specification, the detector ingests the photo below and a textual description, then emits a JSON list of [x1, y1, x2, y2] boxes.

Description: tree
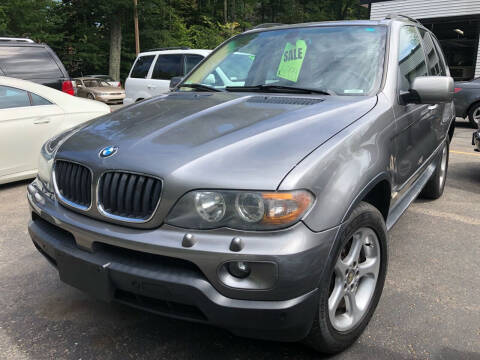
[[0, 0, 368, 80]]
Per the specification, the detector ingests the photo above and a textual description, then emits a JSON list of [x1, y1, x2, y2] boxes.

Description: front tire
[[304, 202, 388, 354], [87, 93, 95, 100], [420, 139, 449, 200]]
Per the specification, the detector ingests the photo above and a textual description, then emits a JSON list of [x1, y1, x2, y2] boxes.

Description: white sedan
[[0, 76, 110, 185]]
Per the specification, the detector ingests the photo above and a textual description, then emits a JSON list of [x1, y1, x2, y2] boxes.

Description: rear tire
[[420, 139, 449, 200], [468, 102, 480, 128], [304, 202, 388, 354], [87, 93, 95, 100]]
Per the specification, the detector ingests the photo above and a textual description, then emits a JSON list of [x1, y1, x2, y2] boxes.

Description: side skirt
[[386, 162, 435, 231]]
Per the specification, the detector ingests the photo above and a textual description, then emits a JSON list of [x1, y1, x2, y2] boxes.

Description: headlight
[[166, 190, 314, 230], [39, 125, 85, 190], [194, 192, 226, 222]]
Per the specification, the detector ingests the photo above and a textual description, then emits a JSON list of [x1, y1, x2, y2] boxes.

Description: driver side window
[[398, 26, 428, 93]]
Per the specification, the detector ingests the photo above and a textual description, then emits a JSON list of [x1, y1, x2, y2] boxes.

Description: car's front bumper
[[27, 181, 339, 341], [95, 94, 125, 104], [473, 130, 480, 152]]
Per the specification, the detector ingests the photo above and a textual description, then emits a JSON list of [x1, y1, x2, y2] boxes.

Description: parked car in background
[[28, 18, 455, 354], [0, 37, 74, 95], [124, 47, 210, 105], [0, 76, 109, 185], [454, 77, 480, 127], [74, 77, 125, 104], [86, 75, 121, 88]]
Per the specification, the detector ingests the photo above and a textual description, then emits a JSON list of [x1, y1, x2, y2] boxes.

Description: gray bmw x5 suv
[[28, 17, 455, 353]]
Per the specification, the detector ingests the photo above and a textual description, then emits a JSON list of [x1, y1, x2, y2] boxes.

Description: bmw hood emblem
[[100, 145, 118, 158]]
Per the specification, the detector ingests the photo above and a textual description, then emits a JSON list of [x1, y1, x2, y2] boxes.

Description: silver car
[[28, 16, 454, 354]]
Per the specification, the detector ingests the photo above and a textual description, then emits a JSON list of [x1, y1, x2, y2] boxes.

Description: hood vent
[[168, 93, 213, 100], [247, 96, 324, 106]]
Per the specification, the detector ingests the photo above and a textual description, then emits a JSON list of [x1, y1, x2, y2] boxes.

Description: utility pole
[[224, 0, 227, 23], [134, 0, 140, 55]]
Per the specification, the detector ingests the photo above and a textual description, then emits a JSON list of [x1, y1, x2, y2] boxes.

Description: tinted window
[[185, 54, 204, 74], [0, 46, 63, 79], [130, 55, 155, 78], [0, 86, 30, 109], [151, 54, 183, 80], [418, 29, 445, 76], [398, 26, 428, 92], [30, 93, 52, 106]]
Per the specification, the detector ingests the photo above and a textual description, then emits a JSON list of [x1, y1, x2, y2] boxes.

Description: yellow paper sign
[[277, 40, 307, 82]]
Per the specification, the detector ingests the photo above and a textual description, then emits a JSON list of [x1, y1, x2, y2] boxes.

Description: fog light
[[227, 261, 251, 279]]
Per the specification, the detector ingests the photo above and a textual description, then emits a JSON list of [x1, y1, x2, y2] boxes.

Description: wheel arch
[[341, 173, 391, 224], [467, 100, 480, 119]]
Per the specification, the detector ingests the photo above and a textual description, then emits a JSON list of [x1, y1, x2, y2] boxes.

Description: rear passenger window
[[0, 86, 30, 109], [398, 26, 428, 92], [418, 29, 445, 76], [185, 55, 204, 74], [0, 46, 63, 78], [130, 55, 155, 78], [30, 93, 52, 106], [151, 55, 183, 80]]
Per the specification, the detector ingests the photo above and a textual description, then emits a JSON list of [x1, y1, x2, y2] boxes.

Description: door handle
[[34, 120, 50, 125], [147, 85, 157, 89], [428, 104, 439, 111]]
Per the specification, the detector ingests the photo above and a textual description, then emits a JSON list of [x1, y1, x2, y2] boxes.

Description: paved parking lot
[[0, 121, 479, 360]]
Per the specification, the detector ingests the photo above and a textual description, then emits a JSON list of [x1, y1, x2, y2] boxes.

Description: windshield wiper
[[178, 83, 223, 92], [225, 84, 335, 95]]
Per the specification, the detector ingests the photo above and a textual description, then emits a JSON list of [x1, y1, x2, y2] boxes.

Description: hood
[[58, 92, 376, 190]]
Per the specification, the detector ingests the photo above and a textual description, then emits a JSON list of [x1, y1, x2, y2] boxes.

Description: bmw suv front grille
[[54, 160, 92, 210], [97, 171, 162, 222], [53, 161, 162, 223]]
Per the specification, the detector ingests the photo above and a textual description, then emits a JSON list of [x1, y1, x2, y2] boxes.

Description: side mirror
[[169, 76, 183, 90], [401, 76, 454, 104]]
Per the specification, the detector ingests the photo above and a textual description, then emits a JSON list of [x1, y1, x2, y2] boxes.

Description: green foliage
[[0, 0, 368, 80]]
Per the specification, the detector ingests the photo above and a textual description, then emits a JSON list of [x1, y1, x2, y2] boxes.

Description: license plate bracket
[[56, 250, 113, 302]]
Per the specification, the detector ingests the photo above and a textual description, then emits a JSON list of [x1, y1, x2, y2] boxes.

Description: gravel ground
[[0, 121, 479, 360]]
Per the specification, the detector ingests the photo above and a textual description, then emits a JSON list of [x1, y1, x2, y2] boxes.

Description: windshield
[[182, 25, 387, 96], [83, 79, 110, 87]]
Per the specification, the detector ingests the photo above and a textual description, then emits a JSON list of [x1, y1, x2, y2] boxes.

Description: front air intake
[[98, 171, 162, 222], [54, 160, 92, 210]]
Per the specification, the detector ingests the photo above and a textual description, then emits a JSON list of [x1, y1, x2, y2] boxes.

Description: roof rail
[[0, 37, 35, 43], [252, 23, 284, 29], [144, 46, 190, 52], [385, 14, 421, 24]]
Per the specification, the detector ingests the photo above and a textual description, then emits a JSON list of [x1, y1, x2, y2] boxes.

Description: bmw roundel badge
[[99, 145, 118, 158]]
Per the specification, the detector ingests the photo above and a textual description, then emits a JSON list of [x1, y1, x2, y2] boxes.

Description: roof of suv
[[244, 17, 422, 34]]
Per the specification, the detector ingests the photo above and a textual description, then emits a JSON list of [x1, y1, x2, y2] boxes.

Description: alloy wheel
[[328, 227, 381, 332], [473, 107, 480, 126]]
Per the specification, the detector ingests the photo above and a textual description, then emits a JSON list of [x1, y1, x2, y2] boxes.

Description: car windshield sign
[[181, 25, 387, 96]]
